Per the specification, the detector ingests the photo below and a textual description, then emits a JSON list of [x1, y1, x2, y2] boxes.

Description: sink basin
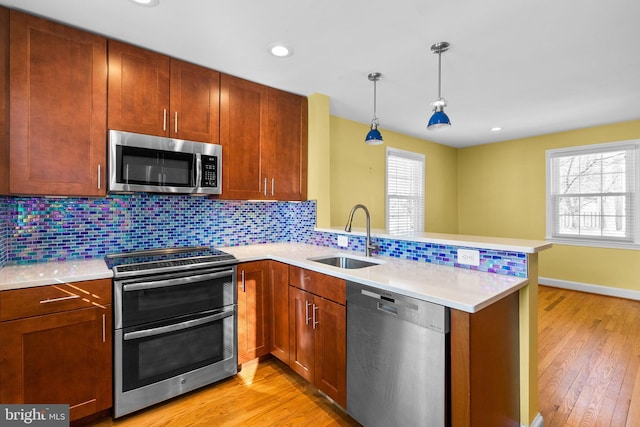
[[307, 255, 381, 269]]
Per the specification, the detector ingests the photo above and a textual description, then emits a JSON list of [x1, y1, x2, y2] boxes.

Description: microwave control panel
[[201, 155, 218, 187]]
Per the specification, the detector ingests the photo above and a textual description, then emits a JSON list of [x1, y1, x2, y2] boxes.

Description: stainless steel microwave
[[108, 130, 221, 195]]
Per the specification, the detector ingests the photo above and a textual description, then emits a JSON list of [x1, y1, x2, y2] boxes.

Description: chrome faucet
[[345, 204, 377, 257]]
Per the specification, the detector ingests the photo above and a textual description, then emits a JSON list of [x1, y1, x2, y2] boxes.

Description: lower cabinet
[[288, 266, 346, 407], [268, 261, 290, 364], [0, 279, 112, 422], [237, 261, 271, 364]]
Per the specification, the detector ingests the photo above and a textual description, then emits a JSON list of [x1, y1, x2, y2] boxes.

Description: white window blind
[[386, 147, 425, 234], [546, 140, 640, 248]]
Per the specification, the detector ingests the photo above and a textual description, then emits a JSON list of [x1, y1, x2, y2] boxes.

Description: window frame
[[385, 147, 425, 234], [545, 139, 640, 250]]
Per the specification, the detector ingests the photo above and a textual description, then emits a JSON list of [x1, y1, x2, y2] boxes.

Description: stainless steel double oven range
[[106, 246, 238, 418]]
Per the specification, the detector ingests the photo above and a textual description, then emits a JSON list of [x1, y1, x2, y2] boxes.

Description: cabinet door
[[169, 60, 220, 144], [288, 286, 314, 383], [0, 306, 112, 422], [269, 261, 289, 363], [9, 10, 107, 196], [267, 88, 308, 201], [313, 296, 346, 407], [237, 261, 270, 364], [108, 40, 170, 137], [219, 74, 268, 199]]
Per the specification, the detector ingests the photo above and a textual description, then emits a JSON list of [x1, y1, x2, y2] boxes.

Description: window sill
[[546, 237, 640, 251]]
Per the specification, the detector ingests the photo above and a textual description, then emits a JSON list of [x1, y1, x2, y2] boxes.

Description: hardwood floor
[[89, 357, 359, 427], [86, 286, 640, 427], [538, 285, 640, 427]]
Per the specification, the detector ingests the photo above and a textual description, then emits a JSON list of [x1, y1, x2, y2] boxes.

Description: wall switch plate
[[337, 235, 349, 247], [457, 249, 480, 266]]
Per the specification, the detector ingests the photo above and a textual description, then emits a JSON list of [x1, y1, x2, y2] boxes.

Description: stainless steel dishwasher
[[346, 281, 449, 427]]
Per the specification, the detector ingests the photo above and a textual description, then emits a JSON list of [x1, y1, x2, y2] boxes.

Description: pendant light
[[427, 42, 451, 130], [365, 72, 383, 145]]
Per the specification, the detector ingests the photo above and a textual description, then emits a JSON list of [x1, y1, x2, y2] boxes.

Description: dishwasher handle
[[347, 281, 449, 334]]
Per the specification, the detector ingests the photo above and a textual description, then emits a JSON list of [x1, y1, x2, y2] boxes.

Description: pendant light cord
[[437, 50, 442, 99], [373, 78, 378, 121]]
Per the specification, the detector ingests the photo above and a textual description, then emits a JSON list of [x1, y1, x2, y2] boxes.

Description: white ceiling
[[2, 0, 639, 148]]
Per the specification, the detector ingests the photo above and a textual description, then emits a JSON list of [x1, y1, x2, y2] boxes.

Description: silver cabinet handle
[[174, 111, 178, 134], [124, 308, 233, 340], [241, 270, 246, 293], [312, 304, 319, 329], [40, 295, 79, 304], [102, 313, 106, 343], [271, 178, 274, 196], [97, 164, 101, 190], [305, 300, 312, 326], [263, 178, 267, 196], [163, 108, 167, 131]]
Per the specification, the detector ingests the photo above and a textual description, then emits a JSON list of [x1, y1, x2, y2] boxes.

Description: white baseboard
[[539, 276, 640, 301], [522, 413, 544, 427]]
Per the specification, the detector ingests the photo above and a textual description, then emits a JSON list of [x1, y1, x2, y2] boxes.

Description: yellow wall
[[329, 116, 459, 233], [458, 120, 640, 291], [307, 93, 332, 228]]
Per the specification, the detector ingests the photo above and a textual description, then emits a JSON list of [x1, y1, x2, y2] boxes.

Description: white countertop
[[222, 242, 528, 313], [0, 259, 113, 291], [316, 227, 552, 254], [0, 242, 530, 313]]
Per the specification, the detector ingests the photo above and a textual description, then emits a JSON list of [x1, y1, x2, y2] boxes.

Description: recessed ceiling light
[[129, 0, 159, 7], [269, 44, 293, 58], [490, 127, 503, 132]]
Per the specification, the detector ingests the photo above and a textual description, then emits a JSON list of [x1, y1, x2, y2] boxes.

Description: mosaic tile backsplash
[[1, 195, 316, 265], [0, 194, 527, 278]]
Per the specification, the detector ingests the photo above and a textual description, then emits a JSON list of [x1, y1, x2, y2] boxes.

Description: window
[[546, 140, 640, 248], [386, 147, 425, 234]]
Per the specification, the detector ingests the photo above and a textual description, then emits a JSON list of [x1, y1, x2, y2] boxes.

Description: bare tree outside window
[[547, 141, 638, 247]]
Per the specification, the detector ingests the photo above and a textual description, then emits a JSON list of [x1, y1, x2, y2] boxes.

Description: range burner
[[106, 246, 237, 278]]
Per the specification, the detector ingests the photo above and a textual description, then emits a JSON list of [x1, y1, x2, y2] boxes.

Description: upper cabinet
[[220, 74, 307, 201], [267, 88, 308, 201], [4, 10, 107, 196], [107, 40, 220, 144]]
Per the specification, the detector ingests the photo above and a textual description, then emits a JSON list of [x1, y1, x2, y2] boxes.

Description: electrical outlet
[[337, 235, 349, 247], [457, 249, 480, 266]]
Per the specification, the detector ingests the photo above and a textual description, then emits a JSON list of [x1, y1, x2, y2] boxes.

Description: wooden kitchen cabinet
[[4, 10, 107, 196], [288, 266, 346, 407], [220, 74, 307, 201], [0, 279, 112, 423], [108, 40, 220, 143], [269, 261, 290, 364], [266, 88, 308, 201], [237, 261, 271, 364], [450, 291, 520, 427]]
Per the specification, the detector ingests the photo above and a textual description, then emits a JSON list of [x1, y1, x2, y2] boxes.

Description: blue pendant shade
[[365, 120, 383, 145], [427, 110, 451, 130]]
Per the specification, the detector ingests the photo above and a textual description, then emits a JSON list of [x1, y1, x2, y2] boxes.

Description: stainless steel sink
[[307, 255, 382, 269]]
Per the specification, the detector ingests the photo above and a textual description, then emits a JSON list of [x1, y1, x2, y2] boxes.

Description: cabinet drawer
[[0, 279, 112, 322], [289, 266, 345, 305]]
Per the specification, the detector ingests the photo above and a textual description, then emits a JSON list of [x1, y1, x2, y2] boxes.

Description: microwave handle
[[195, 153, 202, 188]]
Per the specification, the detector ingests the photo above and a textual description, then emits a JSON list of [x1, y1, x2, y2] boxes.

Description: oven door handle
[[123, 308, 234, 341], [122, 270, 233, 292]]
